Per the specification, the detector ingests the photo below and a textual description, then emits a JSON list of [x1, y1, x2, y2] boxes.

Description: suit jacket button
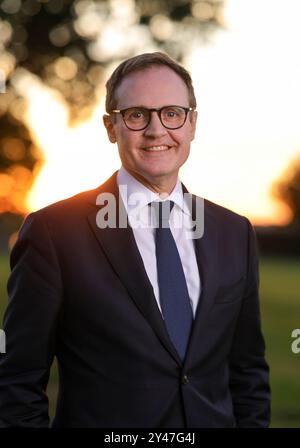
[[182, 374, 189, 385]]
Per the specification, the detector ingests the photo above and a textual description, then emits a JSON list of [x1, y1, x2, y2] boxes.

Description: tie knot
[[150, 200, 174, 228]]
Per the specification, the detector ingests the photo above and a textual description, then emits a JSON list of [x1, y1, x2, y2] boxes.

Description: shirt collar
[[117, 166, 191, 217]]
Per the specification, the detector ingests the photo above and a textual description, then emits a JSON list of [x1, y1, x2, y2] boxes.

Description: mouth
[[141, 145, 171, 152]]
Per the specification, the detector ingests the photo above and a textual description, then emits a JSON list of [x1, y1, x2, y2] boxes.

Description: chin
[[143, 167, 173, 178]]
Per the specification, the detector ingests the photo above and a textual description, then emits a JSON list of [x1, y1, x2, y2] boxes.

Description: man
[[0, 52, 270, 427]]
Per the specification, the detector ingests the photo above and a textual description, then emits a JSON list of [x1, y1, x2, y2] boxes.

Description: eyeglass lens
[[123, 106, 187, 130]]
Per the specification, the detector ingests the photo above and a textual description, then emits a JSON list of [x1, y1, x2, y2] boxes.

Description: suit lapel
[[184, 195, 220, 365], [87, 172, 182, 366]]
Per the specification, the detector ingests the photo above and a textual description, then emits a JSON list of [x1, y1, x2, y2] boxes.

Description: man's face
[[103, 66, 197, 193]]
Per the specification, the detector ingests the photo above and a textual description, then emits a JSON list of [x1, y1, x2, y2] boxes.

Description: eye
[[126, 108, 146, 121], [166, 110, 177, 118], [163, 107, 184, 120], [132, 111, 143, 119]]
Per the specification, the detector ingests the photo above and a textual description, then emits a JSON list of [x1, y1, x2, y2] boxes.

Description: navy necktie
[[152, 201, 193, 361]]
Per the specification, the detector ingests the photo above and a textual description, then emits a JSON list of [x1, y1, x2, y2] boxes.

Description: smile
[[142, 145, 171, 152]]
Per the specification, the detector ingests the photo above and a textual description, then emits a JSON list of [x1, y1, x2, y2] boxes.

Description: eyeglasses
[[111, 105, 194, 131]]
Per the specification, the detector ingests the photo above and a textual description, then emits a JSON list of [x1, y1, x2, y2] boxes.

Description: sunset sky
[[14, 0, 300, 226]]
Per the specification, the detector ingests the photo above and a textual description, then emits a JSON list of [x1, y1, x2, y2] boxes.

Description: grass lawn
[[259, 256, 300, 427], [1, 252, 299, 427]]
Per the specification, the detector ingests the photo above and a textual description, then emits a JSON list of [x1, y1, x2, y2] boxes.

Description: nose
[[143, 110, 168, 137]]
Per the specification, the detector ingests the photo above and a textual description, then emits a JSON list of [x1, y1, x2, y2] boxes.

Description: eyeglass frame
[[110, 105, 195, 131]]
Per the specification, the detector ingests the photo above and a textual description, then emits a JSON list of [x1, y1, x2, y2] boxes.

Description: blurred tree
[[0, 0, 225, 215], [273, 155, 300, 228]]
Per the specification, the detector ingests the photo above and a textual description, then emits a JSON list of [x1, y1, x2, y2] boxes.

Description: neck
[[125, 168, 177, 196]]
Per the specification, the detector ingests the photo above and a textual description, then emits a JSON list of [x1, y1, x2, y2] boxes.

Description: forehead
[[114, 66, 190, 108]]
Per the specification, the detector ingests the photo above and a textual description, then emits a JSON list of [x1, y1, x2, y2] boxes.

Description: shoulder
[[204, 197, 248, 225], [15, 188, 96, 244], [182, 181, 251, 232], [26, 171, 118, 225], [198, 197, 258, 265], [198, 196, 254, 240], [35, 187, 99, 217], [22, 188, 95, 230]]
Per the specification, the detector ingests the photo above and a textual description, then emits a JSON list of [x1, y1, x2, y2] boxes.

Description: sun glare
[[12, 69, 120, 211]]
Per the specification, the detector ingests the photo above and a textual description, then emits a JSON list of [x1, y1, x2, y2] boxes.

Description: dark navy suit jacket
[[0, 172, 270, 427]]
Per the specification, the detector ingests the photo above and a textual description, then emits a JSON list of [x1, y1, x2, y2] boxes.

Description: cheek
[[172, 130, 193, 150], [116, 132, 140, 159]]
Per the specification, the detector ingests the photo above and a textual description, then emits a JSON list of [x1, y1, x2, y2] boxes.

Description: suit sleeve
[[0, 211, 63, 427], [228, 218, 271, 427]]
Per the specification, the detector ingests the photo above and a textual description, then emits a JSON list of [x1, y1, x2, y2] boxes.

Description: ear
[[190, 110, 198, 141], [103, 114, 116, 143]]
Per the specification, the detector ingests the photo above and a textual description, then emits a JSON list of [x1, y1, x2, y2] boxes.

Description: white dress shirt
[[117, 166, 201, 318]]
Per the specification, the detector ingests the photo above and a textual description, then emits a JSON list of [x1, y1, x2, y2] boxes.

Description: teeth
[[143, 145, 169, 151]]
